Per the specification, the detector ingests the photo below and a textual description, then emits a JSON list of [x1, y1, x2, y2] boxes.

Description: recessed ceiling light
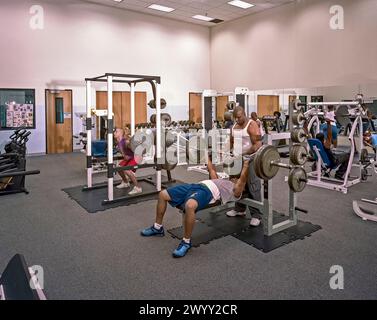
[[228, 0, 255, 9], [148, 4, 175, 13], [192, 15, 214, 22], [113, 0, 123, 2]]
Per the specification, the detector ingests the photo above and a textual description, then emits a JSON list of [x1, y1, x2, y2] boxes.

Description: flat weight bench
[[0, 254, 47, 300], [177, 200, 222, 213]]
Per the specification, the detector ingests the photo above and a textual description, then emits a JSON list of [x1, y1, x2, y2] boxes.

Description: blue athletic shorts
[[166, 184, 213, 212]]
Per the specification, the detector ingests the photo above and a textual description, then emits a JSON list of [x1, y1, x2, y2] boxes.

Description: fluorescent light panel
[[228, 0, 255, 9], [192, 15, 214, 22], [148, 4, 175, 13]]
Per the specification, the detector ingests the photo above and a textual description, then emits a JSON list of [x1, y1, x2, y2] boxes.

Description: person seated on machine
[[251, 112, 265, 138], [320, 106, 338, 148], [114, 127, 143, 195], [316, 120, 350, 180], [140, 157, 251, 258]]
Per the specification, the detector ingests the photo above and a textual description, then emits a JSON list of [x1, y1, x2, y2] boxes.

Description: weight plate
[[254, 145, 280, 180], [294, 99, 304, 112], [148, 98, 167, 110], [291, 128, 307, 143], [292, 111, 305, 126], [290, 145, 308, 166], [361, 168, 368, 181], [288, 167, 307, 193], [227, 101, 236, 110]]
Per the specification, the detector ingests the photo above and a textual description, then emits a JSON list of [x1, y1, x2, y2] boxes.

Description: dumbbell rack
[[238, 102, 306, 237]]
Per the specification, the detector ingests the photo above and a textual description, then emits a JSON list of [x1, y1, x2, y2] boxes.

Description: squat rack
[[84, 73, 162, 204]]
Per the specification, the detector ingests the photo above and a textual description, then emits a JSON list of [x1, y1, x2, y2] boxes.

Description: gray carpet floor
[[0, 152, 376, 300]]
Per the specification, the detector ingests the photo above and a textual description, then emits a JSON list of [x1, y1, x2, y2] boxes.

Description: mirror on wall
[[251, 82, 377, 121]]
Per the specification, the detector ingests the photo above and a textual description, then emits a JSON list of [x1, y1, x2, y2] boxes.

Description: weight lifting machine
[[353, 198, 377, 223], [238, 101, 310, 236], [300, 100, 365, 194], [83, 73, 164, 205]]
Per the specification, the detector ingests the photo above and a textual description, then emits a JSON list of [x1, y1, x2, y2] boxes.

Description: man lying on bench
[[140, 157, 250, 258]]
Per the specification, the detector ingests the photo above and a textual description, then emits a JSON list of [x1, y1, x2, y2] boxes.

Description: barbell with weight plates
[[290, 145, 308, 166], [291, 128, 308, 143], [148, 98, 167, 110], [253, 145, 281, 180], [253, 145, 308, 192], [291, 111, 306, 126]]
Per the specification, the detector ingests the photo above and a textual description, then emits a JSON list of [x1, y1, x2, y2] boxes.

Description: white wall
[[0, 0, 210, 154], [210, 0, 377, 91]]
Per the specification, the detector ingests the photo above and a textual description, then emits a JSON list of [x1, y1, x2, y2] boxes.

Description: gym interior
[[0, 0, 376, 301]]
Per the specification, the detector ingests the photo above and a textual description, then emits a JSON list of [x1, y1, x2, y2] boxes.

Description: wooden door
[[257, 95, 280, 117], [121, 92, 147, 125], [216, 96, 229, 121], [189, 93, 202, 123], [96, 91, 147, 133], [46, 90, 73, 154], [96, 91, 123, 137]]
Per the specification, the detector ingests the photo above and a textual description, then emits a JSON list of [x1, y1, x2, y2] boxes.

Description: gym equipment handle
[[295, 207, 308, 214], [0, 170, 40, 179]]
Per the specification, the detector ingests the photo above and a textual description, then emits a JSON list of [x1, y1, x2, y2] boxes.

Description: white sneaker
[[250, 218, 261, 227], [226, 210, 246, 217], [116, 182, 130, 189], [128, 186, 143, 195]]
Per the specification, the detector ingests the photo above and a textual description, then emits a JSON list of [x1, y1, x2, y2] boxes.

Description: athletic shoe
[[116, 182, 130, 189], [140, 226, 165, 237], [129, 186, 143, 195], [172, 240, 192, 258], [250, 218, 261, 227], [226, 210, 246, 217]]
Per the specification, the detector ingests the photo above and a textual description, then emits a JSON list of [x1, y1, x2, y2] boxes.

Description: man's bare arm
[[207, 157, 219, 180], [233, 160, 250, 198], [243, 122, 262, 155]]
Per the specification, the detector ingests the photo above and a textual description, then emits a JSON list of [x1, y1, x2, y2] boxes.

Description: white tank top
[[232, 120, 253, 155]]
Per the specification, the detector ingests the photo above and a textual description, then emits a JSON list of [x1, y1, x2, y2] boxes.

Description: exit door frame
[[45, 89, 74, 154]]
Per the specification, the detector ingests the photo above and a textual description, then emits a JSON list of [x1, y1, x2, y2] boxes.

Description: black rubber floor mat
[[233, 216, 322, 253], [197, 209, 251, 235], [62, 176, 183, 214], [168, 209, 321, 252], [168, 221, 225, 247]]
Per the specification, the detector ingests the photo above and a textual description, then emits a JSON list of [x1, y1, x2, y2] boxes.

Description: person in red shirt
[[114, 128, 142, 195]]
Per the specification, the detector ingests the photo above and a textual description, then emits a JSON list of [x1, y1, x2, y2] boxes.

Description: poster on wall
[[0, 89, 35, 130]]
